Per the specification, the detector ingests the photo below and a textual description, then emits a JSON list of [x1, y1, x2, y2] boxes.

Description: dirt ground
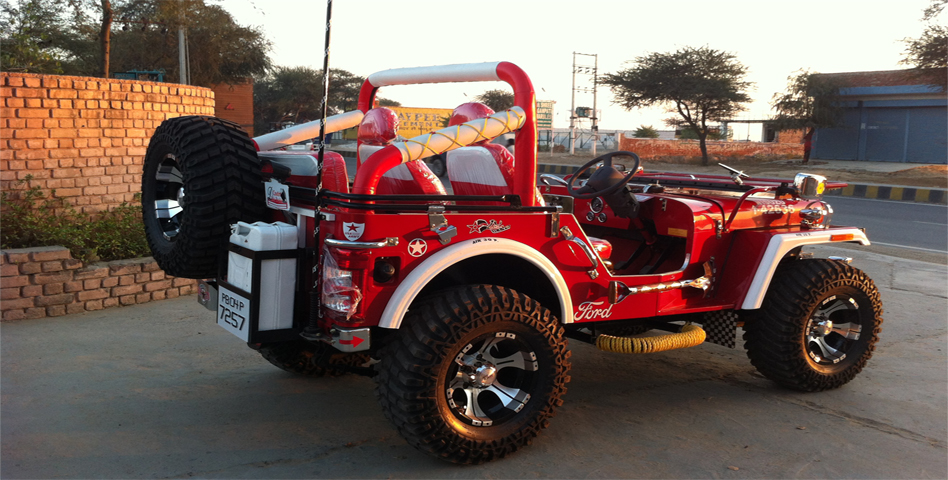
[[541, 153, 948, 189]]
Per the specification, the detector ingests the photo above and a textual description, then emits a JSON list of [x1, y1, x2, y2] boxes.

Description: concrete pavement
[[1, 245, 946, 478]]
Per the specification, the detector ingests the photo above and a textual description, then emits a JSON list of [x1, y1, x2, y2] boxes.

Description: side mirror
[[794, 173, 827, 199]]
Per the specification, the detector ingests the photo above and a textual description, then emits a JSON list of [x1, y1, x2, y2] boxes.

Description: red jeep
[[141, 62, 882, 464]]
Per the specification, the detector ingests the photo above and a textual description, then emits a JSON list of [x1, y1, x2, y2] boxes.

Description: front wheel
[[375, 285, 571, 464], [743, 259, 883, 392]]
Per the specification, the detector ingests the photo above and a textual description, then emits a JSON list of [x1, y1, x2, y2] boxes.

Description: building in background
[[813, 70, 946, 164]]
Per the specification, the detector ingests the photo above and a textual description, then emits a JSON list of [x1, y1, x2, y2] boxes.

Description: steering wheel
[[567, 151, 641, 199]]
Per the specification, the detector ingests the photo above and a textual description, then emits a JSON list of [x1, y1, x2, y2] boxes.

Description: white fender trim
[[741, 228, 870, 310], [378, 237, 573, 329]]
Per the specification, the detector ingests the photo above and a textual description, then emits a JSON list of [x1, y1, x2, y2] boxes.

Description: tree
[[770, 69, 843, 142], [0, 0, 65, 73], [901, 0, 947, 90], [632, 125, 659, 138], [475, 89, 514, 112], [602, 46, 753, 165], [0, 0, 271, 85], [253, 66, 400, 134]]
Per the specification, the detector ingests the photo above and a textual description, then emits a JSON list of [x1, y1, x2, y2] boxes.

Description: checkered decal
[[701, 310, 739, 348]]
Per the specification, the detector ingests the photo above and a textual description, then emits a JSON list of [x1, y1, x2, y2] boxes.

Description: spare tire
[[142, 116, 265, 279]]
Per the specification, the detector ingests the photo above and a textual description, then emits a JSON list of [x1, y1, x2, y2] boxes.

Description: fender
[[378, 237, 573, 329], [740, 227, 869, 310]]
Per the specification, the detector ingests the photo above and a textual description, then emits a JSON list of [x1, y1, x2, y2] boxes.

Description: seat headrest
[[358, 108, 399, 146], [448, 102, 495, 127]]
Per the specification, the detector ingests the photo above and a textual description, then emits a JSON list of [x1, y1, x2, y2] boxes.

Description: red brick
[[1, 287, 20, 300], [103, 297, 119, 308], [136, 292, 151, 303], [20, 285, 42, 297], [1, 264, 19, 277], [1, 275, 30, 288], [112, 284, 142, 296], [24, 307, 46, 319], [84, 300, 104, 311], [172, 278, 194, 287], [66, 304, 85, 315], [142, 262, 160, 272], [151, 290, 167, 301], [46, 305, 68, 317], [118, 275, 135, 286], [77, 289, 108, 301], [63, 281, 83, 293], [83, 279, 101, 290], [166, 289, 180, 299], [42, 283, 64, 295], [49, 89, 78, 99], [2, 297, 35, 309], [119, 294, 137, 305], [150, 271, 165, 281], [35, 294, 73, 306], [63, 259, 83, 270], [32, 272, 71, 285], [109, 263, 141, 276], [3, 309, 27, 321], [144, 280, 173, 292], [101, 277, 119, 288], [41, 261, 64, 273], [135, 272, 150, 283], [74, 266, 108, 280], [179, 285, 194, 295], [19, 263, 42, 275]]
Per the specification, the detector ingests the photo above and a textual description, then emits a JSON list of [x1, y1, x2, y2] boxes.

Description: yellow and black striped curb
[[824, 184, 947, 204], [536, 164, 947, 205]]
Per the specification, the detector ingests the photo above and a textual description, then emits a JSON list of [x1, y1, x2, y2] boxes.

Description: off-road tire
[[258, 340, 370, 377], [375, 285, 571, 464], [743, 259, 883, 392], [141, 116, 264, 279]]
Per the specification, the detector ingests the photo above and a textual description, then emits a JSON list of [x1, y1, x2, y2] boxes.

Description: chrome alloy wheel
[[153, 153, 185, 241], [446, 332, 539, 427], [805, 295, 863, 365]]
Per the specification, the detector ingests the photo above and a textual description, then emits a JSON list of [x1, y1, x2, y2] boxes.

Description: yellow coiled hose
[[595, 324, 706, 354]]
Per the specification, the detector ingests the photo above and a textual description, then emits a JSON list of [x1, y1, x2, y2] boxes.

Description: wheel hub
[[810, 318, 834, 337], [472, 363, 498, 388]]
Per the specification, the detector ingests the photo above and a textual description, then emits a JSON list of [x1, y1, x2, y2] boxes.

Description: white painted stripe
[[873, 242, 948, 254], [367, 62, 501, 87], [378, 238, 573, 329]]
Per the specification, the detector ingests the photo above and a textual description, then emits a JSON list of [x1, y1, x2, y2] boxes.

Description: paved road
[[829, 196, 948, 253], [2, 246, 946, 478]]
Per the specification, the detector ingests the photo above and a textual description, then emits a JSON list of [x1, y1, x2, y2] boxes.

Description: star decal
[[408, 238, 427, 257]]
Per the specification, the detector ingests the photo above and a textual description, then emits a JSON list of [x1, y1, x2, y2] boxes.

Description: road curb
[[537, 163, 948, 205]]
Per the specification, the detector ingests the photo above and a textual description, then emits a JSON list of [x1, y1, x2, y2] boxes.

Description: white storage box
[[227, 221, 298, 332]]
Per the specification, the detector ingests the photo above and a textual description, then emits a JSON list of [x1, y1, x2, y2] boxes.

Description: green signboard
[[537, 100, 554, 129]]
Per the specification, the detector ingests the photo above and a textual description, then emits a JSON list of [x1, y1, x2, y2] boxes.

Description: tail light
[[321, 247, 365, 321]]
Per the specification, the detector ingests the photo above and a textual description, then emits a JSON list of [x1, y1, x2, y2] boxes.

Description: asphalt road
[[2, 246, 946, 479], [829, 196, 948, 253]]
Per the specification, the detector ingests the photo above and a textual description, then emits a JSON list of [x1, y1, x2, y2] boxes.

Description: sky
[[222, 0, 938, 138]]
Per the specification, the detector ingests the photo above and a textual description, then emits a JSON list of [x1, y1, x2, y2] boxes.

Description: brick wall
[[0, 72, 215, 214], [618, 135, 802, 160], [0, 246, 197, 321]]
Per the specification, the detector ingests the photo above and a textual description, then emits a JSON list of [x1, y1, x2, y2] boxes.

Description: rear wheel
[[141, 116, 264, 279], [375, 285, 570, 464], [743, 259, 883, 392]]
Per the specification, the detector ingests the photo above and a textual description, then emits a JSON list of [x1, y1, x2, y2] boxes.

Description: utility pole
[[570, 52, 598, 155], [178, 0, 187, 84], [570, 52, 576, 155]]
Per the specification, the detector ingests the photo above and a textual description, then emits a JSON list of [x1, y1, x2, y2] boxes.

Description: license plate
[[218, 286, 251, 341]]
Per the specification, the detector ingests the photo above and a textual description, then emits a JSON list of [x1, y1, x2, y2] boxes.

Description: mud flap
[[701, 310, 739, 348]]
